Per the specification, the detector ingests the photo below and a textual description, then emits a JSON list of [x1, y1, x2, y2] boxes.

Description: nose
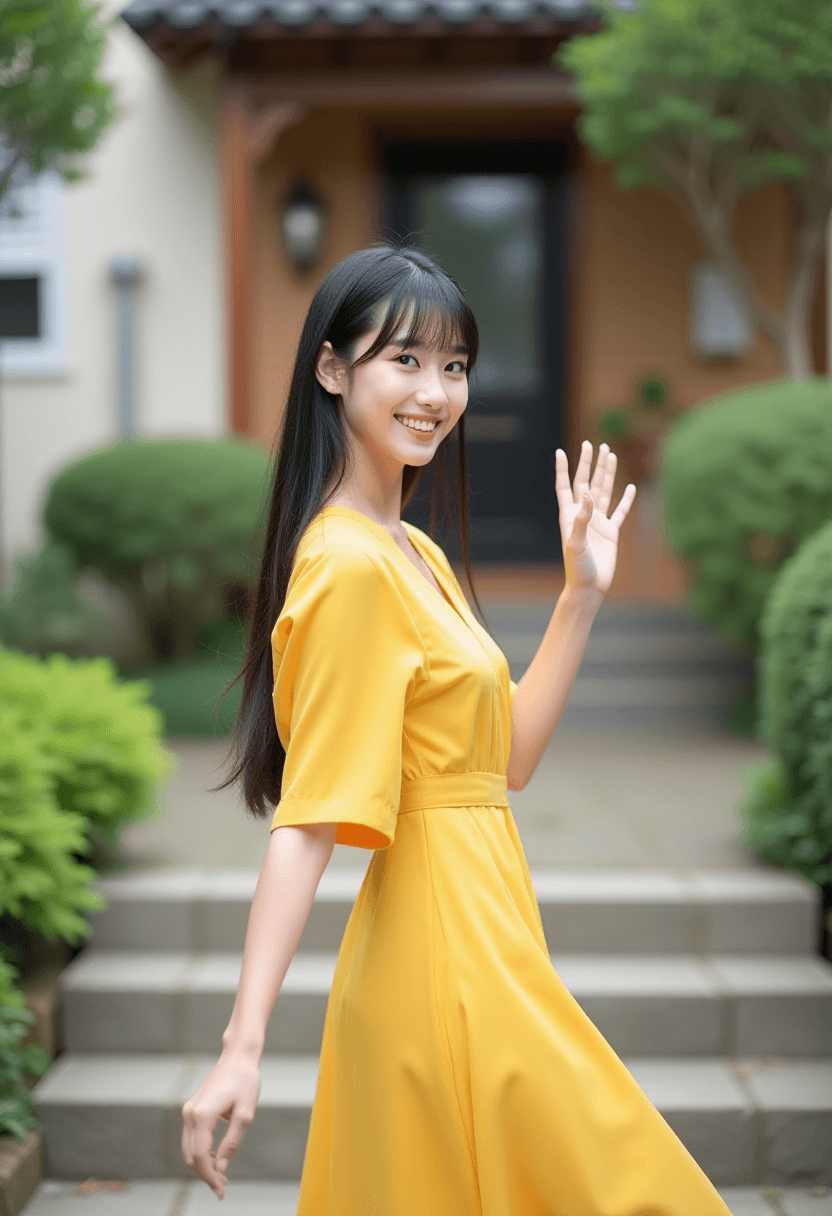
[[414, 366, 449, 409]]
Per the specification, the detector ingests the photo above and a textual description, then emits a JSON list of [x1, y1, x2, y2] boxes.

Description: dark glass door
[[385, 141, 568, 563]]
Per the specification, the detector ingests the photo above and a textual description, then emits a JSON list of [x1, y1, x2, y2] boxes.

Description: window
[[0, 165, 68, 376]]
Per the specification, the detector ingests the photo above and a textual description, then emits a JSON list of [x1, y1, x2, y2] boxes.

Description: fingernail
[[217, 1159, 228, 1172]]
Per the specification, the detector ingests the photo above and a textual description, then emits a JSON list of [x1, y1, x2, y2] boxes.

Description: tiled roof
[[120, 0, 594, 29]]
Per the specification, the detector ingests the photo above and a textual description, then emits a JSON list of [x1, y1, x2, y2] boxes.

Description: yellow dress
[[270, 504, 733, 1216]]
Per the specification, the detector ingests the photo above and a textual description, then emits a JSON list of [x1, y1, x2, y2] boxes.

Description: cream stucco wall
[[0, 4, 224, 585]]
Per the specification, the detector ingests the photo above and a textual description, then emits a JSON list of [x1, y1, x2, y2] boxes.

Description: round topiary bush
[[42, 436, 272, 663], [738, 518, 832, 887], [662, 378, 832, 655]]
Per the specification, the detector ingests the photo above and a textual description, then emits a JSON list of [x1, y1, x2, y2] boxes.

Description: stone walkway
[[116, 723, 773, 876], [19, 1178, 832, 1214]]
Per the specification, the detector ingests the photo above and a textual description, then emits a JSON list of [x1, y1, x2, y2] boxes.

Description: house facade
[[0, 0, 827, 600]]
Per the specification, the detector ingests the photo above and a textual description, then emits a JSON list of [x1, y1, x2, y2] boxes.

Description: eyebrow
[[390, 334, 469, 356]]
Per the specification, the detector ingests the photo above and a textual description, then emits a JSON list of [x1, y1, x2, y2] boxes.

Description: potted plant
[[597, 375, 680, 482]]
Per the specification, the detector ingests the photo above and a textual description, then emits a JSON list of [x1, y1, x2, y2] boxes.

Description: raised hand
[[555, 441, 637, 599]]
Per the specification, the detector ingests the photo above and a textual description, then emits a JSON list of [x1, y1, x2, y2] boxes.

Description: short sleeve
[[270, 546, 428, 850]]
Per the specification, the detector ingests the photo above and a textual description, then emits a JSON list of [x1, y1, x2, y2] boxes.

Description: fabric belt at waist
[[399, 771, 509, 814]]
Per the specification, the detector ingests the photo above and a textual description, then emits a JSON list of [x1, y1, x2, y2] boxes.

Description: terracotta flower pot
[[616, 435, 655, 482]]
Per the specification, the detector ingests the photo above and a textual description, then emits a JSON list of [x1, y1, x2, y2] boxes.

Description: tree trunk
[[783, 315, 814, 381], [782, 212, 827, 382], [669, 176, 825, 381]]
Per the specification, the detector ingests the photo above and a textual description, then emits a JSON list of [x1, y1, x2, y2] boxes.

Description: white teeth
[[395, 415, 437, 433]]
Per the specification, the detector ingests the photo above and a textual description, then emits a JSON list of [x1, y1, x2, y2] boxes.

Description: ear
[[315, 341, 345, 395]]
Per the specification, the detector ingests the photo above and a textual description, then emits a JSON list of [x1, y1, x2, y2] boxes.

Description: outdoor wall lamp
[[280, 182, 326, 273], [689, 260, 754, 358]]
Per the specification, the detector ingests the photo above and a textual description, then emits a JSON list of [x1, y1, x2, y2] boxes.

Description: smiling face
[[315, 305, 470, 478]]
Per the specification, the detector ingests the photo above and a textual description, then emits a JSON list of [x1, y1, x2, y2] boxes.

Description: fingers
[[609, 482, 638, 530], [570, 490, 593, 546], [557, 442, 627, 522], [181, 1103, 229, 1198], [554, 448, 573, 516], [572, 439, 594, 504], [216, 1112, 253, 1175], [588, 444, 607, 499], [594, 444, 617, 515]]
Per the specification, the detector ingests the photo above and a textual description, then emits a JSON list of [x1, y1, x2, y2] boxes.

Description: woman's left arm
[[506, 441, 637, 791]]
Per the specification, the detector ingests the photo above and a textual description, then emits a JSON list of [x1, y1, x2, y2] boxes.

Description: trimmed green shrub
[[42, 436, 271, 663], [0, 645, 177, 876], [738, 519, 832, 886], [126, 614, 247, 738], [662, 378, 832, 655], [0, 700, 105, 964], [0, 538, 110, 658], [0, 958, 50, 1142]]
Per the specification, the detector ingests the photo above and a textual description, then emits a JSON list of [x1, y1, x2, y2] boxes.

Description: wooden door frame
[[219, 69, 579, 436]]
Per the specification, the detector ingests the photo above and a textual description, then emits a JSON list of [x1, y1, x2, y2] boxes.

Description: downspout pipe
[[109, 255, 144, 436]]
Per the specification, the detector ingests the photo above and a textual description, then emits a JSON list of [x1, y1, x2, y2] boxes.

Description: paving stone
[[553, 953, 724, 1056], [19, 1180, 182, 1215], [88, 866, 821, 955], [716, 1188, 780, 1215], [711, 957, 832, 1057], [60, 952, 191, 1053], [737, 1060, 832, 1185], [533, 870, 696, 953], [689, 872, 819, 955], [181, 1180, 301, 1214], [32, 1055, 198, 1179], [623, 1057, 756, 1185], [185, 954, 335, 1054], [778, 1187, 832, 1215], [87, 872, 210, 951]]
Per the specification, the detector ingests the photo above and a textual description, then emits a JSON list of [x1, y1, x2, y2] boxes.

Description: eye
[[447, 360, 468, 374], [396, 353, 418, 367]]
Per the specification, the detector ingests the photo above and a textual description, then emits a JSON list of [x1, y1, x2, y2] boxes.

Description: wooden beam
[[247, 66, 578, 111], [219, 83, 304, 436]]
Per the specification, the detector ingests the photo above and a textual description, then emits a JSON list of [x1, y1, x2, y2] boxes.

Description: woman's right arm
[[223, 820, 337, 1054], [181, 820, 337, 1199]]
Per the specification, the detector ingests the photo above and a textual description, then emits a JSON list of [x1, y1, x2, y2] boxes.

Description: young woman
[[181, 244, 733, 1214]]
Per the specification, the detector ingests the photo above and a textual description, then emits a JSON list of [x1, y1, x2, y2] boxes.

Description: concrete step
[[498, 628, 750, 668], [18, 1180, 832, 1216], [86, 868, 821, 956], [58, 949, 832, 1059], [484, 600, 756, 723], [31, 1051, 832, 1187]]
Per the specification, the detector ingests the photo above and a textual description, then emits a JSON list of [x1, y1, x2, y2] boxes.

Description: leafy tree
[[0, 0, 118, 201], [560, 0, 832, 379]]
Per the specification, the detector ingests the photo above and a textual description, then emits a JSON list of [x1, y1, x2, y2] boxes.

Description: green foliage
[[0, 0, 119, 198], [119, 614, 246, 738], [42, 436, 271, 663], [0, 699, 105, 955], [0, 958, 50, 1142], [0, 538, 110, 658], [0, 645, 177, 867], [661, 378, 832, 654], [738, 520, 832, 886], [559, 0, 832, 196], [127, 654, 243, 738]]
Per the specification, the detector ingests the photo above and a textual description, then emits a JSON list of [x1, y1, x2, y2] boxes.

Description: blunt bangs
[[351, 263, 479, 377]]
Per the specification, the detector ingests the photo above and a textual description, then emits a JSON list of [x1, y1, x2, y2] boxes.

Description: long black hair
[[213, 243, 484, 819]]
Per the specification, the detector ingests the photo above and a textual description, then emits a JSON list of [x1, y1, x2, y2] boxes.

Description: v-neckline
[[316, 504, 469, 629]]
